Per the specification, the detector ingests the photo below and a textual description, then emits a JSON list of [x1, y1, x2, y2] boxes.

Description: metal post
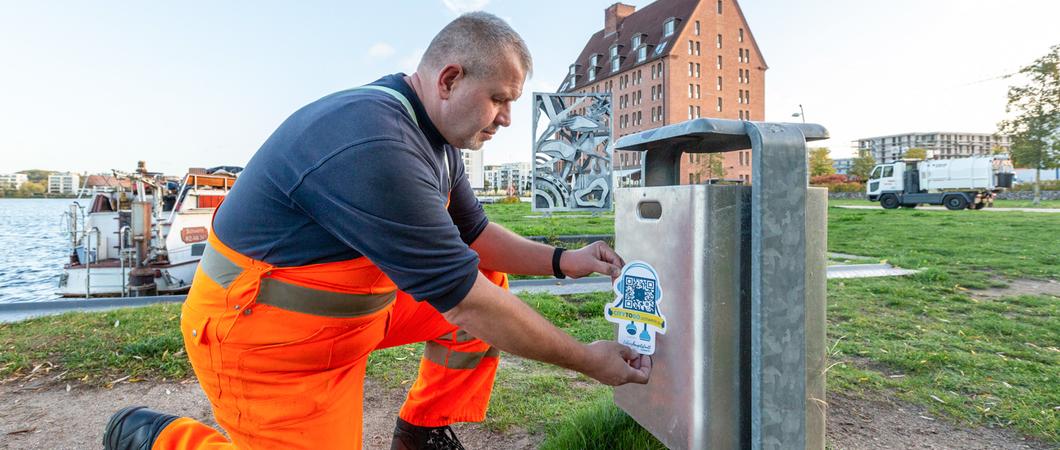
[[747, 122, 807, 450]]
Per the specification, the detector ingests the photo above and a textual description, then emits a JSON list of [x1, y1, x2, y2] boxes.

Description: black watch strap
[[552, 247, 566, 279]]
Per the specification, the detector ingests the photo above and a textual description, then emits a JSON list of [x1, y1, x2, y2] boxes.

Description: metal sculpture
[[531, 92, 613, 212]]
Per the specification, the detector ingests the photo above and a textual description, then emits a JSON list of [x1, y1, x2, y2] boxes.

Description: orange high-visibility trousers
[[154, 233, 507, 450]]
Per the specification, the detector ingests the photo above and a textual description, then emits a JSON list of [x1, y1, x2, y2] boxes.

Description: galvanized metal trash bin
[[612, 119, 829, 450]]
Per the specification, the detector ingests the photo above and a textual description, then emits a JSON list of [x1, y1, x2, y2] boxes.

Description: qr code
[[623, 275, 657, 314]]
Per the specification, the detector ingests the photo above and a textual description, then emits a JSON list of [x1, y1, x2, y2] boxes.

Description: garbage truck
[[866, 155, 1015, 210]]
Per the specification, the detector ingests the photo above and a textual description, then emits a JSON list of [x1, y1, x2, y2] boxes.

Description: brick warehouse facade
[[560, 0, 766, 184]]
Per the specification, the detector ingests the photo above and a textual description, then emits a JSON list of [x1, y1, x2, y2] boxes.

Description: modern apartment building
[[460, 150, 484, 189], [832, 158, 853, 176], [484, 162, 533, 194], [48, 172, 80, 195], [855, 132, 1012, 164], [561, 0, 766, 184], [0, 173, 28, 189]]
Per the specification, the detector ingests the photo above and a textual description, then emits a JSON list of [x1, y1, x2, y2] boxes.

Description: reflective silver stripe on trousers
[[199, 242, 396, 318], [199, 243, 243, 289], [255, 278, 395, 318], [424, 342, 501, 369]]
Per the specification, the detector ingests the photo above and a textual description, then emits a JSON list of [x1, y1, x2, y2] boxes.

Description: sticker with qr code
[[606, 261, 666, 355]]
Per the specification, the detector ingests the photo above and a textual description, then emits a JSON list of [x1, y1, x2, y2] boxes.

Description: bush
[[811, 174, 850, 185], [497, 196, 522, 204], [828, 182, 866, 193], [810, 173, 864, 192]]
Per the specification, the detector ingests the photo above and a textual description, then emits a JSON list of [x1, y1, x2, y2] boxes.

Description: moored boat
[[58, 162, 239, 297]]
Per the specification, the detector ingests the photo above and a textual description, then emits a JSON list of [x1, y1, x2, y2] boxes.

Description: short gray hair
[[419, 12, 533, 79]]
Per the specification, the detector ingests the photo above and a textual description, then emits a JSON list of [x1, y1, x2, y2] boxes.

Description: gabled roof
[[560, 0, 698, 91], [730, 0, 768, 69]]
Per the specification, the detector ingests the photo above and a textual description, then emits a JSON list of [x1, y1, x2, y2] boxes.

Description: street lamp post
[[791, 104, 806, 123]]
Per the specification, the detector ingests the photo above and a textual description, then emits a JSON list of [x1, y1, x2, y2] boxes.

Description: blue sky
[[1, 0, 1059, 174]]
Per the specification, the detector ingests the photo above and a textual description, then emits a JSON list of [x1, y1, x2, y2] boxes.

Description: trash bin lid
[[615, 118, 828, 154]]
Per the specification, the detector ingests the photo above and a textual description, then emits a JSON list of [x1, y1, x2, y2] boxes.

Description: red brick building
[[560, 0, 766, 184]]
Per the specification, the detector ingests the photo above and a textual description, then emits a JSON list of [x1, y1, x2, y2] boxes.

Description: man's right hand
[[579, 341, 652, 386]]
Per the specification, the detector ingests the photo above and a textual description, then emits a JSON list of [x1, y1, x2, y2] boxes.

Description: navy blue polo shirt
[[213, 73, 488, 312]]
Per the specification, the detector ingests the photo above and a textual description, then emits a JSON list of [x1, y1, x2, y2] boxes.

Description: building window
[[695, 20, 701, 35], [695, 106, 701, 118], [689, 105, 694, 120], [717, 97, 723, 112], [664, 19, 675, 37], [717, 76, 722, 91], [717, 0, 722, 14], [695, 41, 701, 56], [717, 34, 722, 49], [689, 40, 694, 55], [716, 55, 722, 69], [637, 46, 647, 62], [739, 28, 745, 42], [695, 84, 701, 99], [688, 62, 694, 76], [610, 45, 619, 58], [590, 55, 599, 67], [612, 58, 621, 73], [695, 63, 701, 77], [589, 67, 597, 81], [689, 84, 694, 98], [745, 91, 749, 103]]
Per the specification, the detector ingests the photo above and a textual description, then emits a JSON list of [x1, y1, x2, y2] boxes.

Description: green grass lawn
[[1, 203, 1057, 445], [483, 202, 614, 237]]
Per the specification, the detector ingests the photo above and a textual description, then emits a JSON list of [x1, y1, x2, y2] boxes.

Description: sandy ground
[[2, 378, 1052, 450], [0, 379, 539, 450]]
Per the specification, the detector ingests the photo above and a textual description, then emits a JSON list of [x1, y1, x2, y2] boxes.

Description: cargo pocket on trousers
[[180, 308, 219, 398], [236, 326, 340, 430]]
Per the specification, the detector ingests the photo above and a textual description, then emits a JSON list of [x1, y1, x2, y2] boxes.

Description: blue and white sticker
[[606, 261, 667, 355]]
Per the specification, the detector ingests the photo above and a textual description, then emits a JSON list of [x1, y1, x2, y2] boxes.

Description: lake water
[[0, 198, 75, 303]]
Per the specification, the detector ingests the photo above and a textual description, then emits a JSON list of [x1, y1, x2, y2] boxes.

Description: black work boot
[[391, 417, 466, 450], [103, 406, 179, 450]]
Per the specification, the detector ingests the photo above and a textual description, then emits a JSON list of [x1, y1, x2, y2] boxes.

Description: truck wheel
[[880, 194, 900, 209], [944, 195, 967, 211]]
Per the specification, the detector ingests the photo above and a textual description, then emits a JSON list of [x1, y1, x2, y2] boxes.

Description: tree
[[16, 169, 54, 184], [17, 181, 45, 197], [849, 151, 877, 181], [808, 147, 835, 177], [903, 148, 928, 160], [998, 44, 1060, 206], [691, 153, 725, 183]]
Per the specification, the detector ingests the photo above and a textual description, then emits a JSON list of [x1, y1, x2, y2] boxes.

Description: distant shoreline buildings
[[855, 131, 1012, 164]]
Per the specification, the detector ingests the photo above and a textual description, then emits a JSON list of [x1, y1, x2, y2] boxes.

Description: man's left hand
[[560, 241, 625, 279]]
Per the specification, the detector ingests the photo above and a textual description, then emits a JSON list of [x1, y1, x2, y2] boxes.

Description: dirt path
[[0, 379, 537, 450], [2, 380, 1051, 449]]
